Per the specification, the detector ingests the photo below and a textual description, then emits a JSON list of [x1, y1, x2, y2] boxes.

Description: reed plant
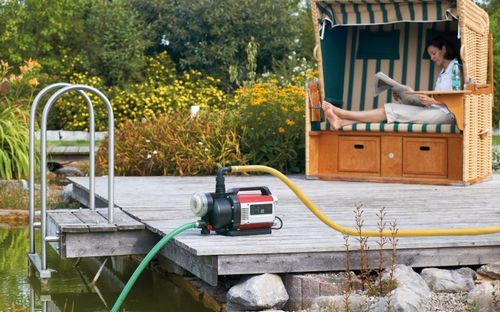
[[338, 206, 399, 312], [0, 105, 31, 179]]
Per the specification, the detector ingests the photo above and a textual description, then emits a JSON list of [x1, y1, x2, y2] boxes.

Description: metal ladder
[[28, 83, 115, 280]]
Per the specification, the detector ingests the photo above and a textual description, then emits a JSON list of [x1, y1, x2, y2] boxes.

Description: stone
[[310, 294, 369, 312], [468, 282, 500, 312], [62, 184, 74, 203], [478, 262, 500, 280], [0, 180, 27, 192], [421, 267, 476, 292], [283, 272, 362, 311], [226, 274, 288, 311], [371, 264, 432, 312]]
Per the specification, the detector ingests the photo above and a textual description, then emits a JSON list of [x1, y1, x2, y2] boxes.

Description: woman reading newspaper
[[322, 37, 458, 129]]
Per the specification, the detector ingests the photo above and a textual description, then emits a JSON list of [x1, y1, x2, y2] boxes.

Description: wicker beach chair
[[306, 0, 493, 185]]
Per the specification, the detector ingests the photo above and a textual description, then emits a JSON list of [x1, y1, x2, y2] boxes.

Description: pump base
[[218, 228, 271, 236]]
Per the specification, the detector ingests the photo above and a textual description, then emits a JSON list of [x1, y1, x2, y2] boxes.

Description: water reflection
[[1, 227, 212, 312]]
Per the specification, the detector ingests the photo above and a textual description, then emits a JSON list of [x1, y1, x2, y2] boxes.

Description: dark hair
[[425, 37, 458, 60]]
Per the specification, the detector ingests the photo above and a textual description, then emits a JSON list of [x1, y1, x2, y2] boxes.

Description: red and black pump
[[190, 167, 281, 236]]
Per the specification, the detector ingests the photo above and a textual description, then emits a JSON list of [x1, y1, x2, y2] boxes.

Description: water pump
[[190, 167, 279, 236]]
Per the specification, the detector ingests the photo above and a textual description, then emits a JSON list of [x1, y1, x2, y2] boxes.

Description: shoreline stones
[[223, 263, 500, 311], [226, 273, 289, 311]]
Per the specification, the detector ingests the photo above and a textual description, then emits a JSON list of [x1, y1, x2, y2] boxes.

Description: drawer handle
[[354, 144, 364, 149], [420, 146, 431, 151]]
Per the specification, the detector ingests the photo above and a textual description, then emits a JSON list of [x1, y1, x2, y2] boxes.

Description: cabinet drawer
[[403, 138, 447, 177], [338, 136, 380, 174]]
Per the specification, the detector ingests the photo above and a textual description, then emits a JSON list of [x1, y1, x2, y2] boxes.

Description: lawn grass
[[494, 135, 500, 146], [47, 140, 103, 147]]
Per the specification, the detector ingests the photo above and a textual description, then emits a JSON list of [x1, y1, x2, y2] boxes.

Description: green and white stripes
[[317, 0, 454, 27], [321, 122, 460, 133], [333, 21, 458, 113]]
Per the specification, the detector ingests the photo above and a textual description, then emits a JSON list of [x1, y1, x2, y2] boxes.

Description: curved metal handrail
[[29, 83, 114, 275], [29, 83, 96, 254], [38, 84, 114, 271]]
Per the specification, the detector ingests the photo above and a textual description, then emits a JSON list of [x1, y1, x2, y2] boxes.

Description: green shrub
[[96, 112, 246, 176], [232, 80, 305, 173], [494, 147, 500, 171], [52, 53, 230, 131]]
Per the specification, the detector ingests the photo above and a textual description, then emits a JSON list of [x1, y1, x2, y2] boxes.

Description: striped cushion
[[318, 122, 461, 134]]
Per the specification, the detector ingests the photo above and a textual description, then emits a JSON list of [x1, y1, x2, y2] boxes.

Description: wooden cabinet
[[308, 131, 462, 185], [402, 138, 447, 178], [338, 136, 380, 174]]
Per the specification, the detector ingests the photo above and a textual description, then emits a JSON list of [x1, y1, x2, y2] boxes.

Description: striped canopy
[[317, 0, 456, 32]]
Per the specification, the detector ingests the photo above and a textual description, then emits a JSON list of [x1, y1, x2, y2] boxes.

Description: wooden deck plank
[[48, 210, 89, 233], [96, 208, 145, 230], [71, 210, 117, 232], [69, 174, 500, 285]]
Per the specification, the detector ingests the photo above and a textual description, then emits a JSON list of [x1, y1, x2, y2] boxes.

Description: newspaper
[[373, 72, 423, 106]]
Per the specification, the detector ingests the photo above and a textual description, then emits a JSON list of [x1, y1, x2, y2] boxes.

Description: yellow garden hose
[[231, 165, 500, 237]]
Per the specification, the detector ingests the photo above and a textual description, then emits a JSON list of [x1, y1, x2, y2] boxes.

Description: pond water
[[0, 227, 212, 312]]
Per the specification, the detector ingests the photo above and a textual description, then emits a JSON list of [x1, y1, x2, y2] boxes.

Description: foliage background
[[0, 0, 499, 178]]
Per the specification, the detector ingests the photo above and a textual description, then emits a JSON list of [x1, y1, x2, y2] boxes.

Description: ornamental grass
[[96, 112, 246, 176]]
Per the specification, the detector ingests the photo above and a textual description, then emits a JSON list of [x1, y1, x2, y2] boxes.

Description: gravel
[[424, 292, 471, 312]]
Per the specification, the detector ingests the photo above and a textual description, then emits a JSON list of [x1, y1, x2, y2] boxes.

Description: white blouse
[[431, 58, 457, 113]]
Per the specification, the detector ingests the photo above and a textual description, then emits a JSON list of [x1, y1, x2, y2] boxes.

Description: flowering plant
[[0, 59, 43, 179], [232, 80, 306, 173], [53, 53, 230, 130], [1, 59, 43, 108]]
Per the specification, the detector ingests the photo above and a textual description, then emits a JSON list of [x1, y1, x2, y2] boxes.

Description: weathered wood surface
[[70, 174, 500, 285], [47, 208, 152, 258]]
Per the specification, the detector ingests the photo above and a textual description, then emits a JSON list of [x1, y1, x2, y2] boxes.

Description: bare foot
[[322, 101, 334, 113], [324, 107, 343, 130], [322, 101, 345, 118]]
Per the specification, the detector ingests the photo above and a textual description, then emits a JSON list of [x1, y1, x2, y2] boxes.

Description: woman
[[322, 37, 458, 129]]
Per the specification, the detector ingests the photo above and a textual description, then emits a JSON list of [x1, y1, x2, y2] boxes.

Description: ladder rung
[[45, 236, 59, 242]]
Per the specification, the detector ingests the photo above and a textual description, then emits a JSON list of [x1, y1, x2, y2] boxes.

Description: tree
[[132, 0, 305, 87], [0, 0, 151, 86], [80, 1, 152, 86], [0, 0, 86, 66], [482, 0, 500, 126]]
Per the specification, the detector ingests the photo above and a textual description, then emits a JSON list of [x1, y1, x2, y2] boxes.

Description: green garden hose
[[110, 221, 200, 312]]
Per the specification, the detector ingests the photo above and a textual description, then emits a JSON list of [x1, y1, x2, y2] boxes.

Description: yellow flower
[[26, 58, 41, 69], [28, 78, 39, 87], [9, 74, 21, 82], [278, 127, 285, 134], [19, 65, 29, 74], [285, 119, 295, 126]]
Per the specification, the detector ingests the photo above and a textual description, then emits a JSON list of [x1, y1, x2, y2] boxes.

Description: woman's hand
[[392, 91, 400, 102], [415, 94, 439, 106]]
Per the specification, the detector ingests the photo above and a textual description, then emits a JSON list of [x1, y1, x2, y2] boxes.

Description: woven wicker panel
[[463, 93, 493, 183], [311, 0, 325, 101], [457, 0, 491, 183], [463, 94, 478, 182], [477, 94, 493, 179], [457, 0, 489, 85]]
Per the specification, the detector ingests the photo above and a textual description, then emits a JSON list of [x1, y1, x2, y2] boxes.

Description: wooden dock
[[55, 174, 500, 286]]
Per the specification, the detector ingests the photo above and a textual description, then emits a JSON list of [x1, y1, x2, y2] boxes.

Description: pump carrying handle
[[227, 186, 272, 196]]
